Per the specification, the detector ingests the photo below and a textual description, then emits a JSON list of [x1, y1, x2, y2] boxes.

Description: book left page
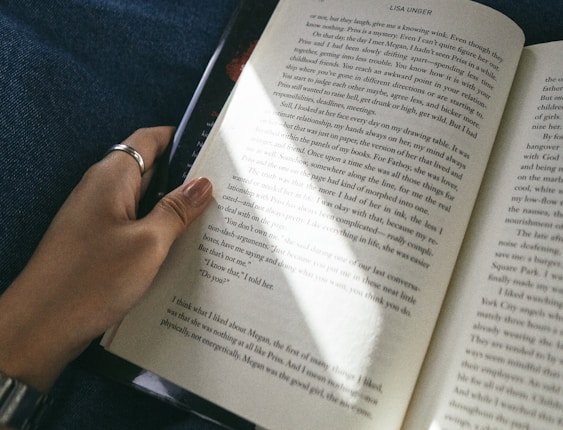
[[103, 0, 523, 429]]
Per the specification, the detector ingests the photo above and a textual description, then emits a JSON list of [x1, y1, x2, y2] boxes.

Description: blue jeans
[[0, 0, 561, 429], [0, 1, 237, 428]]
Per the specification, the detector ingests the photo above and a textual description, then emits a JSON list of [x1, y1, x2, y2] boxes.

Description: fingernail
[[183, 177, 213, 207]]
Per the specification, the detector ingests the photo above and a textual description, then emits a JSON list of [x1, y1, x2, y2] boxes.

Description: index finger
[[113, 126, 176, 177], [95, 127, 176, 216]]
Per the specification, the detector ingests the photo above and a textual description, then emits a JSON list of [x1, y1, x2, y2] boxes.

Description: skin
[[0, 126, 213, 398]]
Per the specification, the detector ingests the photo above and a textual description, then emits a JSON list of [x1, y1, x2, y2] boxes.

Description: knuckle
[[156, 193, 190, 228], [131, 127, 152, 139], [129, 223, 169, 262]]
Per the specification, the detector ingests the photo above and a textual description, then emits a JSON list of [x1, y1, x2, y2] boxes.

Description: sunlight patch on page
[[430, 421, 443, 430], [217, 65, 384, 402]]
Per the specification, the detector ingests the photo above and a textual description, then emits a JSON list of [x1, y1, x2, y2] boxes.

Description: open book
[[102, 0, 563, 428]]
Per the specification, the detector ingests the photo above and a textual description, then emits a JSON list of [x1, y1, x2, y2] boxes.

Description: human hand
[[0, 127, 213, 393]]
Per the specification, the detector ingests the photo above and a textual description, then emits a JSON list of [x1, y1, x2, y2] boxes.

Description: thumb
[[143, 177, 213, 248]]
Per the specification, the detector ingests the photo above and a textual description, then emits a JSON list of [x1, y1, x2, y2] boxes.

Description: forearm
[[0, 128, 213, 429], [0, 275, 88, 394]]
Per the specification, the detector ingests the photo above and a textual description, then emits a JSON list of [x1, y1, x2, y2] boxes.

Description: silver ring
[[105, 144, 145, 175]]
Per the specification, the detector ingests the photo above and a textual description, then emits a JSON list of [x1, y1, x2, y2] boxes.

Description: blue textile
[[1, 1, 238, 429], [0, 1, 561, 429]]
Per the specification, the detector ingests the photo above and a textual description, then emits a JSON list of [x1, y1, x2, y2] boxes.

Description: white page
[[105, 0, 523, 429], [404, 41, 563, 430]]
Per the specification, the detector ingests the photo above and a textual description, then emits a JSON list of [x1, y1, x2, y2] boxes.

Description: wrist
[[0, 371, 52, 430], [0, 276, 89, 394]]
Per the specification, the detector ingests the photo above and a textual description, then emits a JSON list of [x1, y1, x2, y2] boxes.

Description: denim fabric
[[475, 0, 563, 46], [0, 0, 236, 294], [0, 0, 561, 429], [0, 1, 237, 429]]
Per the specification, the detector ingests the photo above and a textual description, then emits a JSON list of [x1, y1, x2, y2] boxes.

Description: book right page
[[403, 41, 563, 430]]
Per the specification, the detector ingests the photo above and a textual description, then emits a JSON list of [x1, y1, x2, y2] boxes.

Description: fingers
[[102, 126, 175, 180], [84, 126, 214, 251], [142, 177, 214, 248], [124, 126, 175, 163], [88, 127, 175, 218]]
